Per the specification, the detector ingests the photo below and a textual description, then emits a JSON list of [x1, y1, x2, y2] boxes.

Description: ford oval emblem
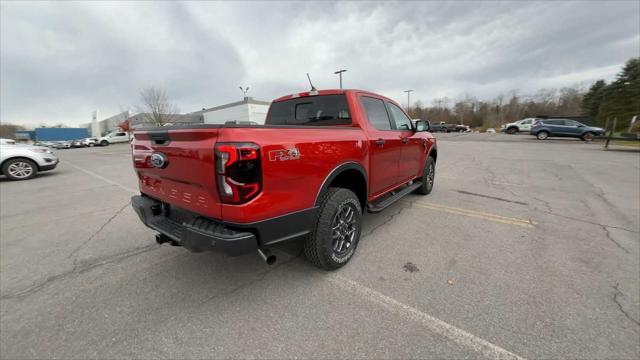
[[150, 152, 168, 168]]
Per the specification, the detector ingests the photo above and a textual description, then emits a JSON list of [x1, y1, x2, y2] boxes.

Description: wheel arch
[[427, 146, 437, 162], [314, 162, 368, 211], [1, 156, 40, 173]]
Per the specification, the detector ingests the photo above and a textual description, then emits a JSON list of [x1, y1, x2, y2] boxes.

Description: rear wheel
[[304, 188, 362, 270], [415, 156, 435, 195], [581, 132, 595, 142], [536, 131, 549, 140], [2, 158, 37, 180]]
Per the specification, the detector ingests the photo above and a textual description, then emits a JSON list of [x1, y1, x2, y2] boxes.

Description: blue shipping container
[[35, 128, 89, 141], [15, 130, 36, 140]]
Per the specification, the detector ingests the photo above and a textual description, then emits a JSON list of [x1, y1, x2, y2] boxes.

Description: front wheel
[[100, 140, 109, 146], [536, 131, 549, 140], [506, 127, 518, 134], [415, 156, 435, 195], [304, 188, 362, 270], [2, 158, 38, 180]]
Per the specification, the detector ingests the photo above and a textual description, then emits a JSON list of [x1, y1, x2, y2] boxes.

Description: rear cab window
[[266, 95, 351, 126]]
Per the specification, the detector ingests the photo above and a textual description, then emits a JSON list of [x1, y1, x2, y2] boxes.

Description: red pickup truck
[[131, 89, 437, 269]]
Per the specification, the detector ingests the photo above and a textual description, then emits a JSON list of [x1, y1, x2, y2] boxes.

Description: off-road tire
[[536, 131, 549, 140], [415, 156, 436, 195], [2, 158, 38, 180], [304, 187, 362, 270]]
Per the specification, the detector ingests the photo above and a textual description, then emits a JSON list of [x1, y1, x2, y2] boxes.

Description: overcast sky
[[1, 1, 638, 127]]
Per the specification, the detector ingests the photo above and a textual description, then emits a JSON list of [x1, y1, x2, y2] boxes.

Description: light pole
[[239, 86, 250, 98], [334, 70, 347, 89], [404, 89, 413, 111]]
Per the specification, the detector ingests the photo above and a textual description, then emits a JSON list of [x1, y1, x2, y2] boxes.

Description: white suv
[[0, 138, 59, 180], [502, 118, 538, 134], [98, 131, 130, 146]]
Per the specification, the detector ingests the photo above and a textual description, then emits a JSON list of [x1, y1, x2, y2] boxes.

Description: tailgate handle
[[148, 130, 170, 145]]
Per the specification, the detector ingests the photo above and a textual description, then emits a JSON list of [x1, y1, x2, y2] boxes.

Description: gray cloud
[[1, 0, 638, 126]]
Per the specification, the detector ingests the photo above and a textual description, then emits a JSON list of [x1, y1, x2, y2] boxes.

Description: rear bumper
[[131, 195, 318, 255]]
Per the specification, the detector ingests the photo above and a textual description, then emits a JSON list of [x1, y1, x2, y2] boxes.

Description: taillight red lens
[[214, 143, 262, 204]]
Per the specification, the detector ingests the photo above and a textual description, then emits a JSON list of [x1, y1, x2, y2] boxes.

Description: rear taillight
[[215, 142, 262, 204]]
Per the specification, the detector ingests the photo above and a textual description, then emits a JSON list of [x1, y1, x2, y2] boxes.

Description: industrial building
[[80, 97, 271, 136], [190, 97, 271, 124]]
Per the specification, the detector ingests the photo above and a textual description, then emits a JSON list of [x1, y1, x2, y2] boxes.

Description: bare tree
[[0, 123, 26, 139], [138, 86, 179, 126]]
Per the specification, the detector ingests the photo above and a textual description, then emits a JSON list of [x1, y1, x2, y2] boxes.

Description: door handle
[[375, 139, 385, 147], [402, 137, 409, 144]]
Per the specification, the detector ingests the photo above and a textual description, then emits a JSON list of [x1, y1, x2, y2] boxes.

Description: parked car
[[98, 131, 130, 146], [34, 141, 56, 148], [70, 139, 85, 148], [0, 139, 59, 180], [53, 141, 72, 149], [430, 122, 458, 133], [530, 118, 604, 141], [485, 128, 496, 133], [130, 89, 437, 270], [501, 118, 539, 134], [455, 125, 471, 132], [82, 138, 99, 147]]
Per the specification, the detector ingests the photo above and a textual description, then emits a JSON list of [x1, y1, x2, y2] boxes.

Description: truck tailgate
[[132, 128, 222, 220]]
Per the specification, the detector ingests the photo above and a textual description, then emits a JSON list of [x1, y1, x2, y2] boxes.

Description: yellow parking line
[[409, 201, 536, 228], [419, 202, 537, 224]]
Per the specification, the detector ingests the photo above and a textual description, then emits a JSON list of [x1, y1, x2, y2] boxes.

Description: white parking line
[[65, 161, 138, 194], [328, 274, 526, 360]]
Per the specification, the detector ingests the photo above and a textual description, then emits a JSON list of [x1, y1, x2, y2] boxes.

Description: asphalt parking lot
[[1, 133, 639, 359]]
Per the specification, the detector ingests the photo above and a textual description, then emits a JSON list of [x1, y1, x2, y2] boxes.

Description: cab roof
[[273, 89, 396, 103]]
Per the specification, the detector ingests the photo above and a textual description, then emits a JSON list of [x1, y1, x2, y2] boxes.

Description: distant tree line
[[0, 123, 26, 139], [581, 58, 639, 131], [408, 57, 639, 131]]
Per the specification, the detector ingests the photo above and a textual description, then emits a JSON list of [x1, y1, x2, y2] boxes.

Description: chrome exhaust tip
[[257, 249, 276, 265]]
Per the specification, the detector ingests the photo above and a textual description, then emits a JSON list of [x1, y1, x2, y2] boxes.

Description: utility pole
[[334, 70, 347, 89], [404, 90, 413, 111]]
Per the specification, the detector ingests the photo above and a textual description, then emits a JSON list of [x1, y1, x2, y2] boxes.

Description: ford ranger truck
[[131, 89, 437, 270]]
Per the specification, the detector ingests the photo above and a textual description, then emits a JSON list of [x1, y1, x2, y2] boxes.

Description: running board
[[367, 182, 422, 213]]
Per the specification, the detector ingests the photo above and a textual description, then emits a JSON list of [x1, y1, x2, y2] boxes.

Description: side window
[[521, 119, 532, 125], [116, 132, 126, 136], [361, 96, 392, 130], [387, 103, 413, 131], [546, 120, 565, 126], [566, 120, 579, 126]]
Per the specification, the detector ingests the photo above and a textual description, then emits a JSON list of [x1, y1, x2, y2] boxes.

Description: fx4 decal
[[269, 148, 300, 162]]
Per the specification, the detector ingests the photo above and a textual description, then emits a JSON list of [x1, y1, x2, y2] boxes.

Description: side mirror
[[577, 124, 584, 128], [415, 120, 430, 132]]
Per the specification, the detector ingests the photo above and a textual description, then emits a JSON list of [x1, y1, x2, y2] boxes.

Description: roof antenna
[[306, 73, 317, 91]]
